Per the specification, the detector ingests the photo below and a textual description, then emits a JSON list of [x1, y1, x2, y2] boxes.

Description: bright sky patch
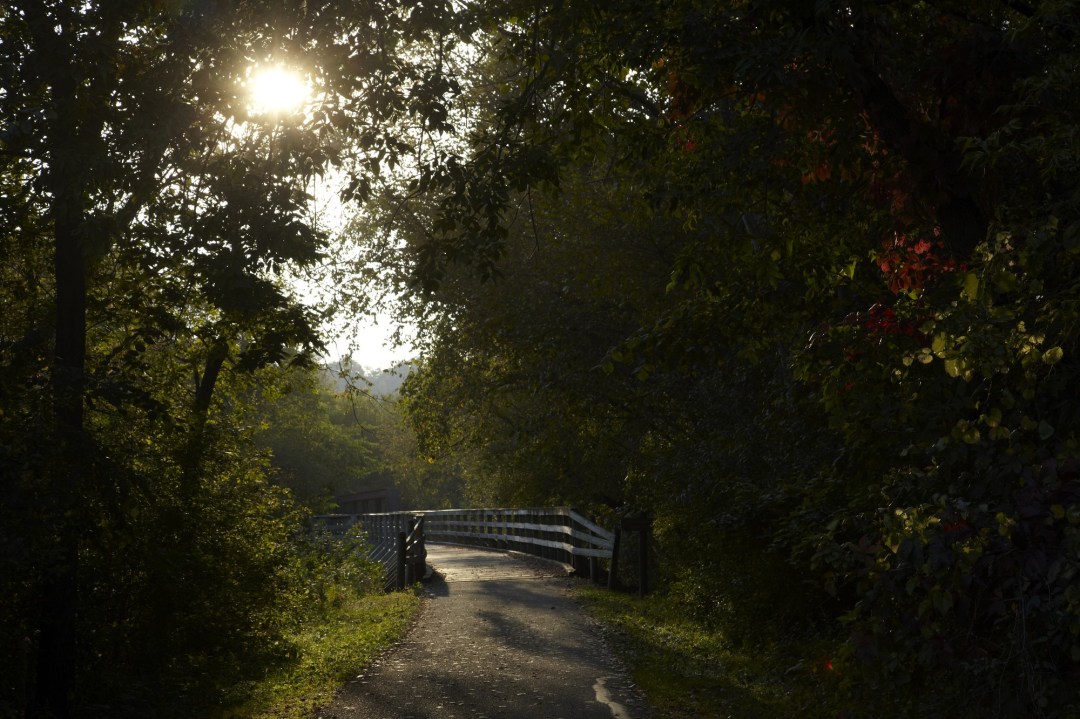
[[248, 66, 310, 115]]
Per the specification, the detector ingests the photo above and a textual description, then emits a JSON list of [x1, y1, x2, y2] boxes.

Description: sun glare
[[248, 66, 310, 115]]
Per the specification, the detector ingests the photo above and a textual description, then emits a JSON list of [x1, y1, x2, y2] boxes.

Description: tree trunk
[[32, 201, 88, 719], [29, 12, 91, 705], [181, 338, 230, 494]]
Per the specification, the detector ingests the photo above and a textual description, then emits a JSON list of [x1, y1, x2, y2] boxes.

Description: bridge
[[313, 507, 647, 593], [313, 534, 649, 718], [310, 508, 654, 717]]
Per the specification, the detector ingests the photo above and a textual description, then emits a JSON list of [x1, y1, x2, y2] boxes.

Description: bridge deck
[[424, 543, 570, 582], [316, 544, 648, 719]]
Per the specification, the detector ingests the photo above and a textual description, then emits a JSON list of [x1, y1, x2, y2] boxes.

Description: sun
[[248, 65, 310, 116]]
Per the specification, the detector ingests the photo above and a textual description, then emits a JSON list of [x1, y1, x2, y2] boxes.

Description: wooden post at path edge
[[396, 531, 407, 590]]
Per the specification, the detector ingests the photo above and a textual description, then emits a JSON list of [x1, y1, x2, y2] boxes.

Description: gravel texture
[[314, 544, 650, 719]]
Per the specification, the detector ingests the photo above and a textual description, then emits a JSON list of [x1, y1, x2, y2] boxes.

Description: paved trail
[[315, 544, 650, 719]]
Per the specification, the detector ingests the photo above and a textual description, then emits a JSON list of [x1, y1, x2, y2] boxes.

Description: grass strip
[[217, 589, 422, 719], [576, 586, 839, 718]]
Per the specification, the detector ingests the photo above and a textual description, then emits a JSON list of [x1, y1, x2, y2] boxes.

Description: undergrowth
[[214, 587, 422, 719], [576, 585, 841, 719]]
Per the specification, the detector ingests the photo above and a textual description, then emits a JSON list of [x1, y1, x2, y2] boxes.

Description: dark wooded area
[[3, 2, 1080, 717]]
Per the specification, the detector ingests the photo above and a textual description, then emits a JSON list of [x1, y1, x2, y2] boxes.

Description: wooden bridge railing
[[313, 507, 615, 588], [421, 508, 615, 579], [316, 512, 426, 591]]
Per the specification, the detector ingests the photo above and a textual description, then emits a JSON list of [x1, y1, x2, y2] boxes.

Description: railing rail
[[314, 507, 615, 587], [421, 508, 614, 576], [315, 512, 426, 591]]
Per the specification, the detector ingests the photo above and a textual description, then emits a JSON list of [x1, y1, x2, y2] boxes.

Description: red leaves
[[860, 303, 922, 340], [801, 160, 832, 184], [875, 230, 960, 294], [864, 304, 897, 332]]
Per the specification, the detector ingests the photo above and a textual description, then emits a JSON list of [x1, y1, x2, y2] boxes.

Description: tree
[[252, 368, 385, 510], [346, 151, 673, 508], [353, 1, 1080, 714], [0, 1, 469, 714]]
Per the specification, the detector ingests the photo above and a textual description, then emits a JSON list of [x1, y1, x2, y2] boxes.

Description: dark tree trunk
[[32, 209, 87, 719], [28, 8, 91, 705], [181, 338, 230, 494]]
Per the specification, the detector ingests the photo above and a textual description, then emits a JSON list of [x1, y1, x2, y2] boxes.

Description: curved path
[[314, 544, 650, 719]]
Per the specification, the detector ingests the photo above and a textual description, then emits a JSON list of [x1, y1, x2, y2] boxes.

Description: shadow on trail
[[321, 547, 654, 718]]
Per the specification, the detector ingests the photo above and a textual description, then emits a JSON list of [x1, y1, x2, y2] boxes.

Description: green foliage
[[72, 519, 408, 719], [347, 1, 1080, 716], [373, 412, 468, 509], [7, 0, 1079, 715], [218, 587, 421, 719], [368, 159, 682, 509], [252, 369, 384, 510], [578, 584, 839, 719], [74, 462, 302, 716], [0, 0, 475, 713], [277, 526, 384, 620]]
